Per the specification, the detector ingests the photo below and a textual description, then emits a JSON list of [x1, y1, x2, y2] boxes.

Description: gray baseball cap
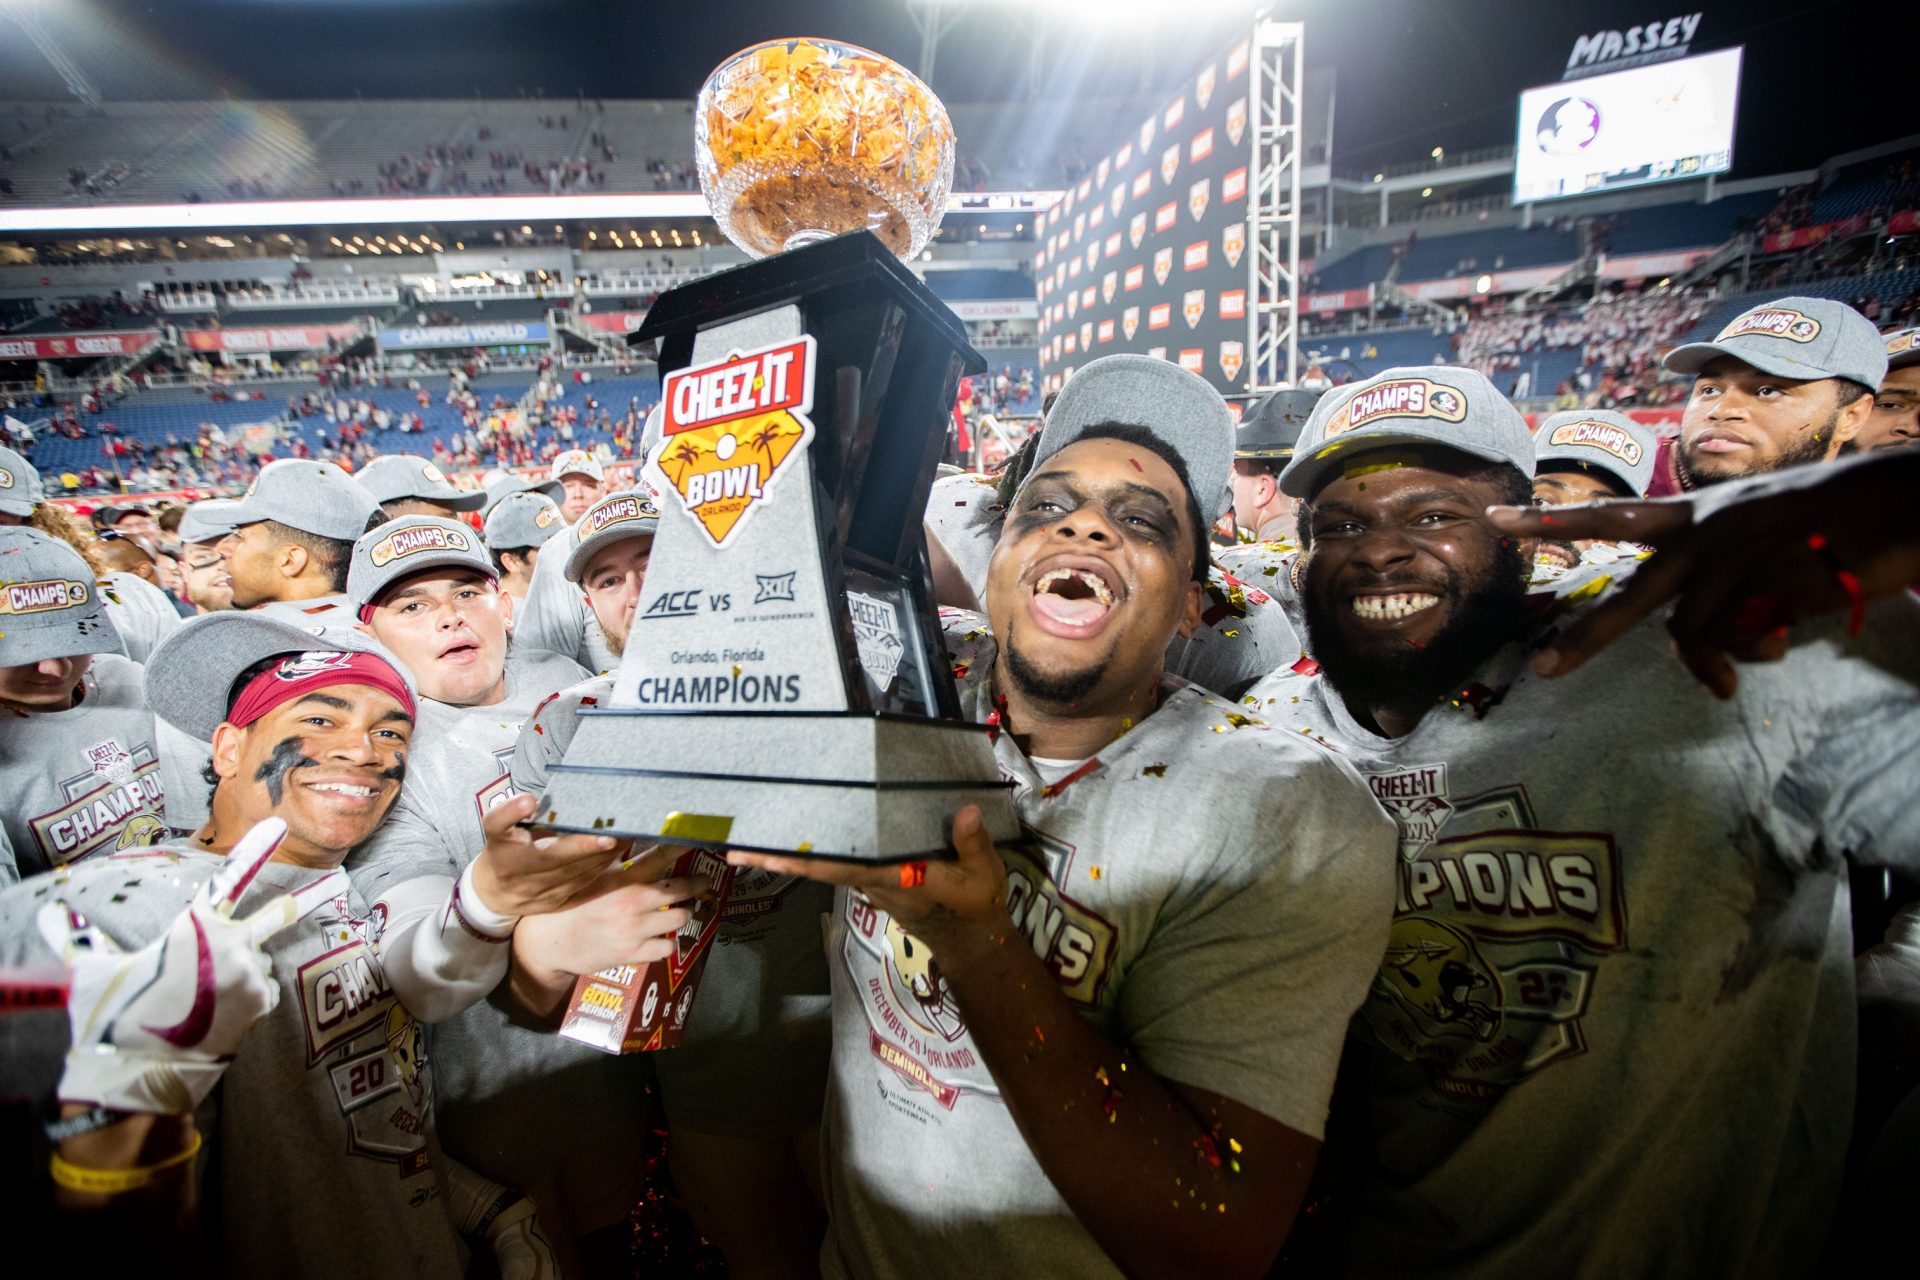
[[144, 610, 416, 742], [226, 458, 381, 542], [347, 514, 495, 612], [0, 445, 45, 518], [549, 449, 605, 483], [1033, 354, 1235, 519], [564, 489, 659, 584], [177, 498, 244, 546], [1280, 365, 1535, 499], [1234, 388, 1324, 460], [1534, 409, 1660, 497], [484, 489, 567, 553], [0, 527, 125, 667], [1883, 327, 1920, 374], [480, 470, 565, 517], [1664, 296, 1887, 389], [357, 454, 487, 512]]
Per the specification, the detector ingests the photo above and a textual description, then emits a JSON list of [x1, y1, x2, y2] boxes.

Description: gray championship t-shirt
[[514, 515, 619, 675], [349, 646, 653, 1193], [1243, 581, 1920, 1280], [822, 612, 1396, 1280], [513, 675, 834, 1136], [0, 845, 463, 1278], [0, 654, 172, 882]]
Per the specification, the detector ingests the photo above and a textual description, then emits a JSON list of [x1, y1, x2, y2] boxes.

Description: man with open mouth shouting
[[1241, 365, 1920, 1279], [731, 354, 1397, 1280]]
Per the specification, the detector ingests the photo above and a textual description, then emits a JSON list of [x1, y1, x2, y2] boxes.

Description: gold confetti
[[1566, 574, 1612, 602], [1089, 866, 1103, 880]]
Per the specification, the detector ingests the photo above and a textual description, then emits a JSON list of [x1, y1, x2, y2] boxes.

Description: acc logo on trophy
[[652, 335, 817, 549]]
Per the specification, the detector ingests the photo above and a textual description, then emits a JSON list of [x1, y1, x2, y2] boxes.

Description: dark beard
[[1303, 539, 1532, 727], [1677, 407, 1837, 487], [1004, 638, 1104, 707]]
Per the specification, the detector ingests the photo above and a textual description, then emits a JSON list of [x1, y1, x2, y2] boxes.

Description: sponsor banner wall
[[1889, 210, 1920, 236], [0, 331, 158, 361], [580, 311, 649, 334], [1035, 31, 1254, 396], [184, 324, 361, 353], [944, 299, 1041, 322], [1759, 214, 1871, 254], [377, 321, 550, 350]]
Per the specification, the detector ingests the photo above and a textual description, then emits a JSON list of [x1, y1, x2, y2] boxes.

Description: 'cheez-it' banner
[[1034, 31, 1253, 398], [184, 324, 360, 353], [0, 331, 157, 361]]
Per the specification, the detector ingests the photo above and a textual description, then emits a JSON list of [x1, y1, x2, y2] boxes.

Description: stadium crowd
[[0, 283, 1915, 1280]]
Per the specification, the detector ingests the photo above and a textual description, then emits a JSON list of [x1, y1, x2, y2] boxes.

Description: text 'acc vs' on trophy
[[535, 39, 1020, 889]]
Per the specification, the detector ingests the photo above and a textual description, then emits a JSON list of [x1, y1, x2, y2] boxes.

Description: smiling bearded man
[[1241, 365, 1920, 1279]]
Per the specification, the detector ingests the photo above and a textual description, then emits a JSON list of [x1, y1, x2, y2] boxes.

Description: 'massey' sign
[[1565, 13, 1701, 77]]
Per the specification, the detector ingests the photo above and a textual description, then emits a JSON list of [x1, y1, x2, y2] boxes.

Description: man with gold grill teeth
[[0, 527, 177, 883]]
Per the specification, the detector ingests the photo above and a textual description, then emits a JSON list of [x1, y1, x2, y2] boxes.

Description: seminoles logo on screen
[[1189, 178, 1210, 223], [1534, 97, 1602, 155], [1546, 420, 1643, 465], [1720, 308, 1822, 344], [1223, 223, 1247, 269], [1154, 248, 1174, 285], [1227, 97, 1248, 146], [651, 336, 816, 549], [1324, 378, 1470, 436]]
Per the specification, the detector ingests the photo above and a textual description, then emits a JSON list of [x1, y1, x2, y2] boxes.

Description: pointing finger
[[242, 890, 303, 948], [1488, 499, 1691, 546]]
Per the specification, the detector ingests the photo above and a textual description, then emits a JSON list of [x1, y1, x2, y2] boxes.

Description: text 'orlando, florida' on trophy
[[539, 38, 1020, 1052]]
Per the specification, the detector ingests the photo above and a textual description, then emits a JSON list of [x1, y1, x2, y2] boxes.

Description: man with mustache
[[1240, 365, 1920, 1278], [1647, 296, 1884, 494], [733, 355, 1397, 1280], [1848, 326, 1920, 455]]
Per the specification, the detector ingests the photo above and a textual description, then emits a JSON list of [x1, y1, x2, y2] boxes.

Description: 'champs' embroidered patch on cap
[[0, 527, 124, 667], [368, 522, 474, 567], [0, 578, 90, 615], [1545, 419, 1643, 465], [564, 488, 661, 583], [1323, 378, 1469, 436], [1664, 295, 1886, 389], [348, 514, 496, 610], [1718, 307, 1821, 344]]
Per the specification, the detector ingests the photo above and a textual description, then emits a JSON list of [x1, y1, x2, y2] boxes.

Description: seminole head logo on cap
[[369, 524, 472, 567], [0, 578, 89, 615], [1324, 378, 1470, 437], [534, 504, 560, 529], [1546, 419, 1643, 466], [1719, 308, 1821, 344], [0, 469, 12, 489], [1888, 331, 1918, 356], [275, 650, 355, 680]]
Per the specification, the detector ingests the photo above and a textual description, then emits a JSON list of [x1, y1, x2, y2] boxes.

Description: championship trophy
[[536, 39, 1019, 878]]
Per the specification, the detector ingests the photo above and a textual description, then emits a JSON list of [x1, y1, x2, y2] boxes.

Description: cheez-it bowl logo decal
[[651, 336, 817, 549]]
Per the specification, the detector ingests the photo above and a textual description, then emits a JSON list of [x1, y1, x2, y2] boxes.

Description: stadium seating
[[1601, 192, 1777, 254], [1810, 148, 1920, 223], [1676, 269, 1920, 343], [1397, 226, 1580, 279]]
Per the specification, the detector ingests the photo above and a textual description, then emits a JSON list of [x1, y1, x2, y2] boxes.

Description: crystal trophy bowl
[[695, 38, 956, 260]]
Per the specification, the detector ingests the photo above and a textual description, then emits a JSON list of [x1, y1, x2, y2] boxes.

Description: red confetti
[[1194, 1133, 1224, 1168], [1129, 457, 1143, 472], [1289, 655, 1321, 677], [1041, 757, 1102, 797]]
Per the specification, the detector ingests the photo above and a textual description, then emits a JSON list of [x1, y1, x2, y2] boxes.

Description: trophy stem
[[783, 229, 838, 251]]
